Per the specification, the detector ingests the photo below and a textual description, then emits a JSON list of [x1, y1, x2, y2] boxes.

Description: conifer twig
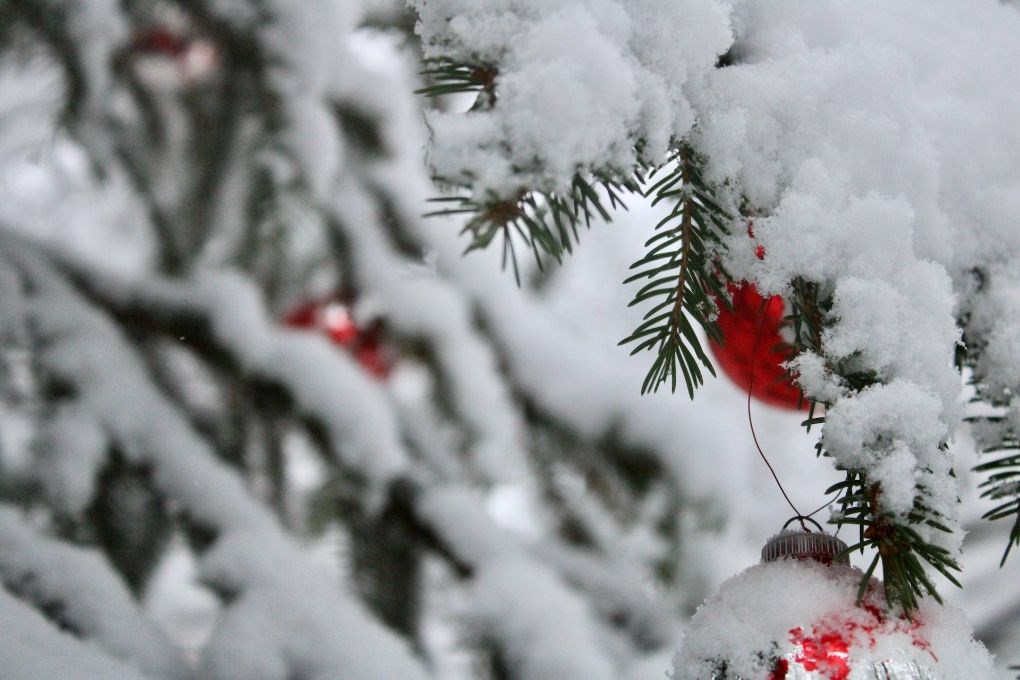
[[619, 145, 731, 397]]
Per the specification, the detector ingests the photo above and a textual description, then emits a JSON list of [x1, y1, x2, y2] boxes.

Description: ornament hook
[[782, 515, 824, 533]]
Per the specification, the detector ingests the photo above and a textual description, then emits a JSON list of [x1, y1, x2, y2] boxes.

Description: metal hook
[[782, 515, 824, 532]]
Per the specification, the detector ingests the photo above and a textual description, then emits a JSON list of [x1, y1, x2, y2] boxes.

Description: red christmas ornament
[[709, 223, 804, 410], [758, 523, 936, 680], [673, 517, 993, 679], [129, 24, 219, 86], [708, 283, 803, 410], [284, 294, 394, 380], [131, 26, 189, 57]]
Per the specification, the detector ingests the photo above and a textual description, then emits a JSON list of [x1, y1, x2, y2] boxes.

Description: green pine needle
[[820, 457, 963, 612], [416, 57, 498, 108], [426, 174, 639, 285], [789, 290, 964, 613], [972, 432, 1020, 566], [619, 146, 730, 397]]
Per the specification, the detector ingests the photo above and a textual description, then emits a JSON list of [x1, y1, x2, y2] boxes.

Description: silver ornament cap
[[761, 517, 849, 565], [769, 659, 936, 679]]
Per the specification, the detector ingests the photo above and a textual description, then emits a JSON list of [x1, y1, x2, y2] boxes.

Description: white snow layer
[[247, 0, 534, 487], [673, 559, 994, 679], [419, 488, 617, 679], [0, 589, 154, 680], [0, 507, 190, 679], [414, 0, 731, 194], [3, 0, 1020, 676], [3, 236, 640, 679]]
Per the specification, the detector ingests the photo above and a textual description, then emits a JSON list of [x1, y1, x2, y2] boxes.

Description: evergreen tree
[[1, 1, 1019, 678]]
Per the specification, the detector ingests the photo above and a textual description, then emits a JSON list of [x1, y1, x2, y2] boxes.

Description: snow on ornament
[[673, 519, 994, 679], [284, 293, 395, 380]]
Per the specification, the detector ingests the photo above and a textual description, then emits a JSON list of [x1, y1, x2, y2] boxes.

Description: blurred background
[[0, 1, 1017, 678]]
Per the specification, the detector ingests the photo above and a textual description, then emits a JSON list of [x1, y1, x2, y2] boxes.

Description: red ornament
[[671, 518, 991, 680], [129, 24, 219, 86], [758, 523, 935, 680], [708, 283, 804, 410], [131, 26, 189, 57], [284, 294, 394, 380], [709, 221, 804, 410]]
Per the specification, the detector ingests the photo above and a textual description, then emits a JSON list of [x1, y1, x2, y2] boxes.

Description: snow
[[408, 0, 1020, 540], [96, 269, 409, 489], [3, 227, 680, 677], [419, 488, 617, 679], [0, 65, 154, 277], [414, 0, 731, 195], [967, 266, 1020, 403], [468, 558, 615, 679], [0, 589, 154, 680], [690, 0, 1020, 540], [197, 528, 426, 680], [788, 351, 845, 405], [425, 207, 771, 502], [534, 541, 678, 651], [823, 380, 957, 538], [0, 507, 190, 679], [407, 0, 1020, 666], [35, 405, 109, 515], [329, 182, 530, 484], [673, 558, 994, 679], [420, 0, 1020, 540]]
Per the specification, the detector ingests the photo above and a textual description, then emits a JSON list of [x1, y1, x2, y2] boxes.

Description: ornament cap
[[761, 517, 849, 565]]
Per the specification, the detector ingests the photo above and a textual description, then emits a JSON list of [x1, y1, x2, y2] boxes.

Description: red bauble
[[129, 25, 220, 86], [131, 26, 189, 57], [672, 522, 994, 680], [708, 283, 804, 410], [284, 295, 393, 380]]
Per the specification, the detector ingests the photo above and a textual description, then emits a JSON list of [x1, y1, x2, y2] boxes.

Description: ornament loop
[[782, 515, 824, 532]]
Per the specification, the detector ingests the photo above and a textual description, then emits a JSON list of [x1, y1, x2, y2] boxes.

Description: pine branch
[[791, 280, 961, 613], [831, 475, 961, 611], [417, 57, 498, 108], [417, 55, 642, 283], [426, 173, 640, 285], [619, 146, 730, 397], [970, 415, 1020, 566], [958, 289, 1020, 567]]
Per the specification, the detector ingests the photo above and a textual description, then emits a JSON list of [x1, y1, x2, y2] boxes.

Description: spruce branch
[[970, 415, 1020, 566], [619, 146, 731, 397], [789, 279, 961, 613], [417, 57, 498, 108], [957, 290, 1020, 567], [832, 474, 961, 611], [426, 173, 639, 285], [417, 55, 641, 283]]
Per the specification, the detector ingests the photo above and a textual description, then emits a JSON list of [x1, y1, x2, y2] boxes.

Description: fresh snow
[[0, 589, 155, 680]]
